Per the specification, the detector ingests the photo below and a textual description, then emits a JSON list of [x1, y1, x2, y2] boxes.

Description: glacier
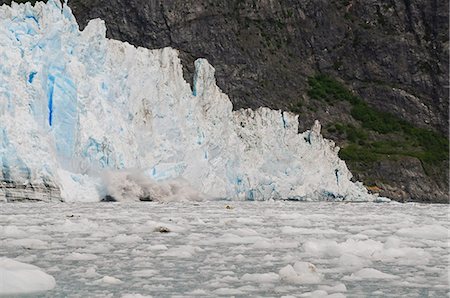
[[0, 0, 377, 202]]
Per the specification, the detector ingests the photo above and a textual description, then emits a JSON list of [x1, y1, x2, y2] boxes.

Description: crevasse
[[0, 0, 375, 202]]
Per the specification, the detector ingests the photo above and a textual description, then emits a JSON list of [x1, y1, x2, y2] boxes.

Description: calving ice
[[0, 0, 379, 202]]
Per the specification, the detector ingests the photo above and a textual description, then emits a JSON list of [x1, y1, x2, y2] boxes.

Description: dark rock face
[[65, 0, 448, 134], [352, 157, 448, 203], [1, 0, 448, 202]]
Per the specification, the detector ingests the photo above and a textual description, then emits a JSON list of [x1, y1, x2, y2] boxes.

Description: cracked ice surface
[[0, 0, 372, 201], [0, 201, 448, 296]]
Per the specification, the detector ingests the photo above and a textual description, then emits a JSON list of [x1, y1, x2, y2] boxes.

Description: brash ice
[[0, 0, 378, 202]]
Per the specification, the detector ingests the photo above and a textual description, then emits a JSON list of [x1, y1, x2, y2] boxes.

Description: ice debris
[[0, 257, 56, 295]]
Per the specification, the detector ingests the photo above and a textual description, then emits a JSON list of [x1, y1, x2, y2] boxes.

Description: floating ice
[[0, 201, 448, 296], [241, 272, 280, 283], [279, 262, 323, 284], [396, 225, 448, 240], [121, 294, 153, 298], [0, 258, 56, 295], [64, 252, 98, 261], [342, 268, 399, 281], [0, 0, 377, 202], [95, 276, 123, 285], [318, 283, 347, 294]]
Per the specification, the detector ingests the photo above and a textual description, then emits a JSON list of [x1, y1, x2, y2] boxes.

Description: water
[[0, 201, 448, 297]]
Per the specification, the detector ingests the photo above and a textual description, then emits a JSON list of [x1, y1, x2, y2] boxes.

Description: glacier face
[[0, 0, 374, 202]]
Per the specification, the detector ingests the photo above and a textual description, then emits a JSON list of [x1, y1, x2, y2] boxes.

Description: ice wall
[[0, 0, 373, 202]]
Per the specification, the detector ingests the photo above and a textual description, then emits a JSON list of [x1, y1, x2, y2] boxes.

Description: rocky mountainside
[[3, 0, 449, 202]]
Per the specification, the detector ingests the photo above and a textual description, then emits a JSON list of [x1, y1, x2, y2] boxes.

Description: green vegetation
[[308, 74, 449, 167], [285, 9, 294, 18], [289, 101, 303, 114], [327, 123, 368, 144]]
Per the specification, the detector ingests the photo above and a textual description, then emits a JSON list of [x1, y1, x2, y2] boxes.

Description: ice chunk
[[396, 225, 448, 240], [122, 294, 153, 298], [303, 240, 342, 258], [318, 283, 347, 293], [241, 272, 280, 283], [132, 269, 158, 277], [161, 245, 202, 258], [6, 238, 49, 250], [338, 253, 372, 270], [112, 234, 143, 244], [279, 262, 323, 284], [213, 288, 245, 295], [342, 268, 399, 281], [64, 252, 97, 261], [299, 290, 328, 297], [0, 258, 56, 295], [95, 276, 123, 285], [82, 267, 99, 278], [0, 225, 28, 238]]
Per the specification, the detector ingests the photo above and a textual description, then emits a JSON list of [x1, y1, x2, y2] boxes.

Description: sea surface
[[0, 201, 448, 297]]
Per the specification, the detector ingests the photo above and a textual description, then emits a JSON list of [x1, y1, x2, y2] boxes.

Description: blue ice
[[28, 71, 37, 83]]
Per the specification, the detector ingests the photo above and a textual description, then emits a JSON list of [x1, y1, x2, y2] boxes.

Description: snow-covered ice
[[0, 201, 448, 297], [0, 0, 375, 202], [342, 268, 399, 281], [0, 257, 56, 295]]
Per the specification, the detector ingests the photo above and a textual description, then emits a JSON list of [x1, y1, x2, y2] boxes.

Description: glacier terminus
[[0, 0, 381, 202]]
